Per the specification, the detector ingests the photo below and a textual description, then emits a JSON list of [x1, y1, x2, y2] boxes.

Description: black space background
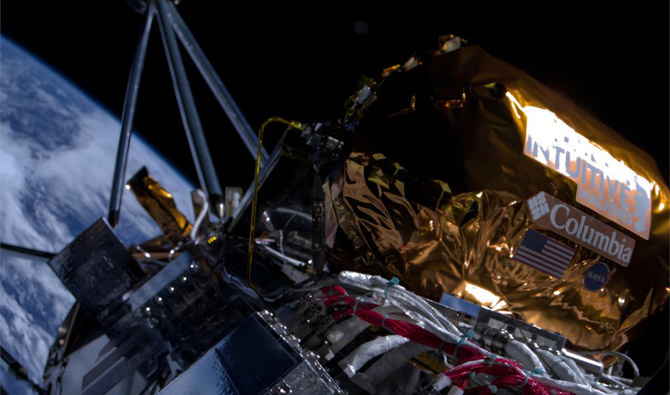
[[1, 0, 669, 383], [1, 2, 668, 188]]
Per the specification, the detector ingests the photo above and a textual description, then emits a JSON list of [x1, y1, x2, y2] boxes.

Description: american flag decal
[[513, 229, 575, 278]]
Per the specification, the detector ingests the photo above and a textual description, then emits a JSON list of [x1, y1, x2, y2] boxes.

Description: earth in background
[[0, 36, 196, 391]]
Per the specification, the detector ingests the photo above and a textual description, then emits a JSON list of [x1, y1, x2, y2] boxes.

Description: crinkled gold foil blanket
[[127, 166, 192, 245], [326, 44, 668, 351], [328, 154, 666, 350]]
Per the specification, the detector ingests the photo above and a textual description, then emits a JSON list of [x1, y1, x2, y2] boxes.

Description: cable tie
[[515, 373, 530, 393], [487, 353, 498, 367], [352, 291, 372, 315], [352, 297, 362, 315], [487, 384, 498, 394], [384, 276, 399, 298], [531, 368, 543, 375], [453, 330, 474, 360], [381, 313, 388, 329]]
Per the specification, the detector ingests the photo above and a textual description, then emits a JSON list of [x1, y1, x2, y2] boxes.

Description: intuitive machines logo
[[507, 92, 652, 240], [527, 192, 635, 267]]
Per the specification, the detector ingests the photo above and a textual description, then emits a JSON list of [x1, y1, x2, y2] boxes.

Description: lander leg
[[108, 0, 269, 226]]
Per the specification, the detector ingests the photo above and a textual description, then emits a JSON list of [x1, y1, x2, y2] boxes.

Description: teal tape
[[352, 298, 361, 314], [352, 291, 373, 315], [453, 330, 474, 359], [384, 276, 399, 298], [515, 373, 530, 393]]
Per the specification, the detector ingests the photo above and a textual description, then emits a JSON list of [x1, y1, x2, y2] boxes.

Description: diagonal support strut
[[108, 0, 267, 227]]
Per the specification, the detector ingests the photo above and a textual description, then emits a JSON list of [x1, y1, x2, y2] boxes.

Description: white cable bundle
[[504, 339, 547, 375], [323, 304, 398, 360], [350, 342, 431, 394], [338, 335, 410, 377], [338, 271, 462, 336], [536, 349, 587, 385], [334, 271, 642, 394], [532, 374, 609, 395], [189, 189, 208, 241], [430, 373, 453, 392]]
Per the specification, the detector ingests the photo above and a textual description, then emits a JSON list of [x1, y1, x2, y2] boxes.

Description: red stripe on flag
[[515, 249, 565, 277]]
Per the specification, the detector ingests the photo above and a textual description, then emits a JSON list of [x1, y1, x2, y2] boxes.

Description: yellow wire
[[247, 117, 305, 294]]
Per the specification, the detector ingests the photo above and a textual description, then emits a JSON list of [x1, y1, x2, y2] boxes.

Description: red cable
[[441, 358, 572, 395], [317, 286, 573, 395], [317, 287, 483, 360]]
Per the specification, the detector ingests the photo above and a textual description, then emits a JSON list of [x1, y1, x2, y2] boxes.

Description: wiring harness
[[277, 271, 643, 395]]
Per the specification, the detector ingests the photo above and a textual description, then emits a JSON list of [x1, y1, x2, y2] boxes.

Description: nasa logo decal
[[584, 262, 610, 291]]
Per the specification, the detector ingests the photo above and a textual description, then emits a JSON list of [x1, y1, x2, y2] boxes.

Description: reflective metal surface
[[324, 43, 669, 350]]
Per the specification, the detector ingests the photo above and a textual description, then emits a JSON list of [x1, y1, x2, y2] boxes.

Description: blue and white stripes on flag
[[513, 229, 575, 278]]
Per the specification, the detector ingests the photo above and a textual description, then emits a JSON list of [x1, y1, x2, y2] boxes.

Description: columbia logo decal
[[526, 191, 635, 267], [528, 192, 550, 220]]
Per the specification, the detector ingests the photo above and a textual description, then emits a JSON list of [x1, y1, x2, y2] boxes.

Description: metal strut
[[108, 0, 267, 227], [155, 0, 224, 219], [164, 0, 269, 165], [108, 3, 155, 227]]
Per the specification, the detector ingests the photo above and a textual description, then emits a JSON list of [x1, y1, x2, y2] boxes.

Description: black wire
[[0, 242, 55, 260]]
